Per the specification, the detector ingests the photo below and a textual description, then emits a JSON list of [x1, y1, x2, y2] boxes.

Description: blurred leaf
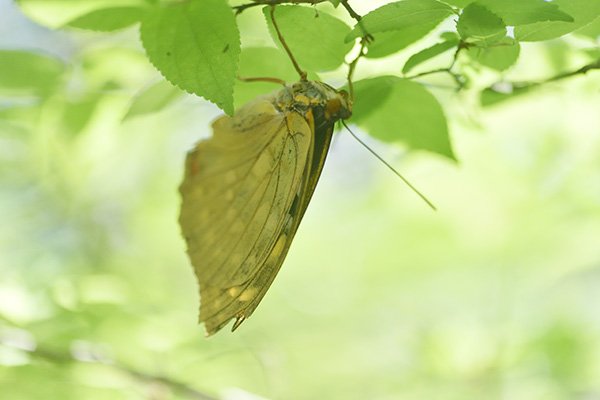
[[328, 0, 341, 6], [140, 0, 240, 115], [233, 47, 315, 109], [61, 95, 101, 135], [346, 0, 455, 42], [457, 3, 506, 46], [64, 6, 143, 31], [516, 0, 600, 41], [0, 50, 64, 97], [352, 76, 454, 159], [467, 38, 520, 71], [474, 0, 573, 26], [480, 84, 532, 106], [403, 35, 460, 74], [124, 80, 183, 120], [264, 5, 352, 72], [15, 0, 145, 28]]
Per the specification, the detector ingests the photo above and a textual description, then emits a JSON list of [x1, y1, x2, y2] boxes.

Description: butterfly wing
[[179, 98, 315, 335]]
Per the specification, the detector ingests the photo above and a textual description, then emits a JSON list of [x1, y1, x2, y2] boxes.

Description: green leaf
[[442, 0, 474, 7], [264, 6, 352, 72], [575, 16, 600, 39], [349, 78, 394, 122], [515, 0, 600, 41], [124, 80, 183, 120], [480, 84, 532, 106], [65, 6, 143, 31], [365, 25, 446, 59], [402, 36, 459, 74], [467, 38, 520, 71], [346, 0, 455, 42], [352, 76, 454, 159], [15, 0, 145, 28], [61, 95, 101, 135], [575, 14, 600, 39], [234, 47, 316, 109], [328, 0, 341, 6], [0, 50, 64, 96], [475, 0, 573, 26], [140, 0, 240, 115], [457, 3, 506, 46]]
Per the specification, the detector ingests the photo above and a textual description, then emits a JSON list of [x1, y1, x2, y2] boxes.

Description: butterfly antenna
[[269, 6, 307, 81], [342, 121, 437, 211]]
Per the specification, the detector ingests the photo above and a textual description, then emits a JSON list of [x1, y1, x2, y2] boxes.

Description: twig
[[340, 0, 373, 42], [238, 75, 287, 85], [1, 340, 217, 400], [405, 41, 468, 90], [346, 39, 368, 100], [269, 5, 307, 80], [489, 57, 600, 92], [234, 0, 329, 14]]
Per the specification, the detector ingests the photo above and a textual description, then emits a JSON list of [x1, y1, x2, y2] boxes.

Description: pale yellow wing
[[179, 98, 313, 335]]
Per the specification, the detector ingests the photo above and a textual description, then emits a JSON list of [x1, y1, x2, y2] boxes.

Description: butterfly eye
[[325, 98, 342, 119], [326, 96, 351, 120]]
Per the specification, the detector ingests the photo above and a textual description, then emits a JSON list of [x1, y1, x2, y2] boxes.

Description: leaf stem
[[269, 5, 307, 80], [405, 41, 468, 90]]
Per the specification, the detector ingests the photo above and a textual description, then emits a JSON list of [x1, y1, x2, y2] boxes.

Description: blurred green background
[[1, 1, 600, 399]]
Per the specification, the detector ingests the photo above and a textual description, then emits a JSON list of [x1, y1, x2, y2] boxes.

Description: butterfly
[[179, 80, 352, 335]]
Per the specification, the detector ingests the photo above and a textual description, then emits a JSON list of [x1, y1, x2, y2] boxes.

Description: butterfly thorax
[[275, 80, 352, 124]]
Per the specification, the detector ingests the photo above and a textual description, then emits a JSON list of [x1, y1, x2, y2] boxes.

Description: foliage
[[1, 0, 600, 398], [10, 0, 599, 158]]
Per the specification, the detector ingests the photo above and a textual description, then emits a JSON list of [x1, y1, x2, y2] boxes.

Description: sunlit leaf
[[352, 76, 454, 159], [264, 5, 352, 72], [442, 0, 473, 7], [346, 0, 455, 42], [403, 35, 460, 74], [475, 0, 573, 26], [457, 3, 506, 46], [516, 0, 600, 41], [365, 25, 447, 59], [467, 38, 520, 71], [64, 6, 143, 31], [140, 0, 240, 115], [124, 80, 183, 120], [575, 14, 600, 39]]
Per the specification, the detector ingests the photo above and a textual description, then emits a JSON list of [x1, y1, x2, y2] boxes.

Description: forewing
[[179, 100, 313, 335]]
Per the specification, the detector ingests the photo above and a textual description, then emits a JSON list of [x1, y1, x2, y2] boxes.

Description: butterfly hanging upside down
[[179, 80, 352, 336]]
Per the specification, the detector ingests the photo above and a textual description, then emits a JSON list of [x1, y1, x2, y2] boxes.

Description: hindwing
[[179, 98, 322, 335]]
